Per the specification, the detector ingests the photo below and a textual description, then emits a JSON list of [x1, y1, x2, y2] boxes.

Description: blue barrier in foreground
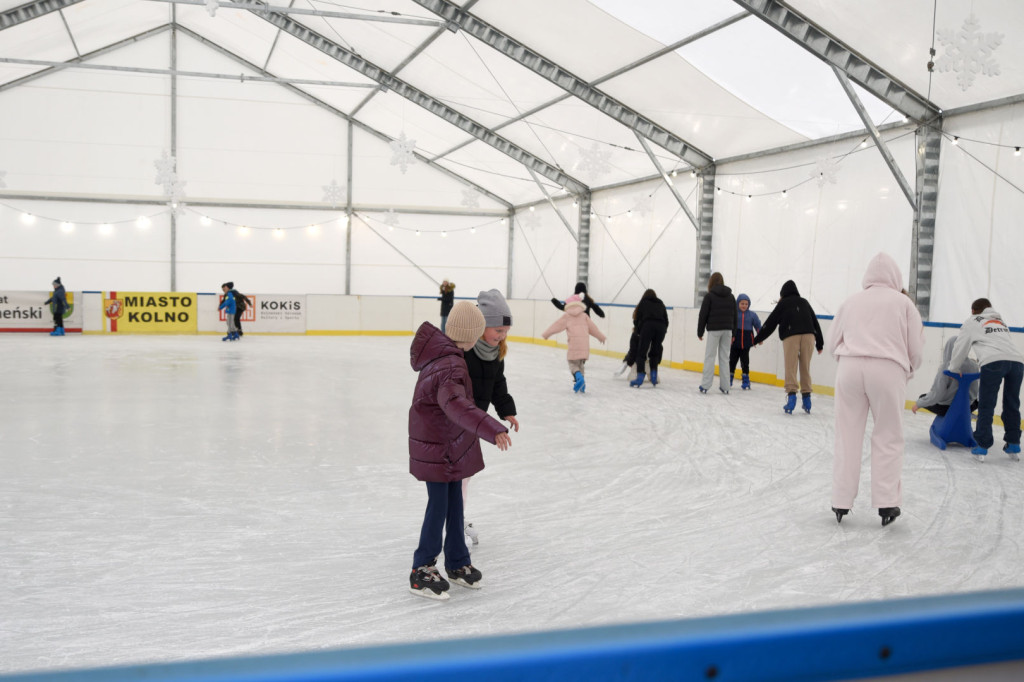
[[5, 589, 1024, 682]]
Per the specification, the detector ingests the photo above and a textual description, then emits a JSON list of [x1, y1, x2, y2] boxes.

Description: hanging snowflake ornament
[[576, 142, 612, 177], [154, 150, 177, 188], [205, 0, 219, 17], [389, 132, 417, 174], [935, 14, 1003, 92], [634, 194, 654, 217], [809, 157, 840, 188], [322, 179, 345, 207], [460, 188, 481, 209], [383, 209, 400, 227], [0, 170, 6, 189], [523, 209, 541, 229]]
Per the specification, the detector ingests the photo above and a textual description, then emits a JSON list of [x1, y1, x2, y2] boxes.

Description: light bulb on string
[[952, 137, 959, 145], [529, 205, 535, 212], [98, 223, 113, 236], [415, 230, 421, 237], [746, 195, 752, 202], [136, 216, 151, 229], [307, 224, 320, 236], [671, 170, 677, 178], [238, 225, 250, 237], [690, 169, 696, 178], [470, 226, 476, 234], [60, 221, 74, 233], [1016, 147, 1021, 157], [782, 189, 787, 197], [274, 228, 285, 240], [441, 231, 447, 238], [20, 212, 36, 225], [860, 140, 867, 148], [199, 215, 212, 227], [716, 187, 721, 195]]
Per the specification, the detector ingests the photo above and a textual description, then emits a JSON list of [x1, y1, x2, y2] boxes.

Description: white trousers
[[831, 356, 907, 509]]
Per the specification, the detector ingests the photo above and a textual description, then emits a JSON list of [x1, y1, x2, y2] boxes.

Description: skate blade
[[410, 586, 450, 601], [449, 577, 483, 589]]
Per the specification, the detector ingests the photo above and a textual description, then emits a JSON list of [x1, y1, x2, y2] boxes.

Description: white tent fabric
[[0, 0, 1022, 321]]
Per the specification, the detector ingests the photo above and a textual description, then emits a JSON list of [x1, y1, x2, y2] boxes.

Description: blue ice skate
[[784, 393, 797, 414], [630, 372, 646, 388], [741, 374, 750, 390], [802, 393, 812, 413], [573, 371, 586, 393]]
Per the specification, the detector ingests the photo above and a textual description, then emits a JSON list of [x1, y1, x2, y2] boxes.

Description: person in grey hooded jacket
[[913, 335, 979, 416]]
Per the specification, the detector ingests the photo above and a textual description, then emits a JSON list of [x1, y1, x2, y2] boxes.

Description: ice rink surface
[[2, 333, 1023, 674]]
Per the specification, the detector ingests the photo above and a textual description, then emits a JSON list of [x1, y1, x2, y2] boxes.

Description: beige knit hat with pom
[[445, 300, 485, 344]]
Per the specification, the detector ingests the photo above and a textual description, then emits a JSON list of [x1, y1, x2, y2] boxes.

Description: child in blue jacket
[[729, 293, 762, 390], [218, 282, 238, 341]]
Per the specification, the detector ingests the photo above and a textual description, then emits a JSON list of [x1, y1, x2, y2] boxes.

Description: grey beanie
[[477, 289, 512, 327]]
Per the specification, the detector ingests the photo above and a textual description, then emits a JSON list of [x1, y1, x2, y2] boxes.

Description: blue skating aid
[[929, 371, 981, 450]]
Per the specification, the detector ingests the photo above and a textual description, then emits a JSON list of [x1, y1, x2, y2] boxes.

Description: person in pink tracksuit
[[542, 294, 607, 393], [826, 252, 924, 527]]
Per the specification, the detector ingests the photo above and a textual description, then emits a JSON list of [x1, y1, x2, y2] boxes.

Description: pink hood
[[827, 253, 924, 376], [542, 301, 606, 360]]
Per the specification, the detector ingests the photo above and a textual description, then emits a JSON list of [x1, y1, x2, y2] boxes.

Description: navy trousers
[[974, 360, 1023, 448], [413, 481, 470, 571]]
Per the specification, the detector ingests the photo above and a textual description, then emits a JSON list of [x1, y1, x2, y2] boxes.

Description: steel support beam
[[577, 192, 592, 287], [345, 121, 354, 296], [412, 0, 714, 170], [731, 0, 939, 122], [833, 66, 916, 211], [506, 209, 515, 297], [911, 122, 941, 321], [170, 15, 178, 292], [0, 0, 84, 30], [694, 168, 716, 306], [153, 0, 445, 27], [246, 7, 589, 196], [635, 133, 699, 231], [174, 24, 512, 210]]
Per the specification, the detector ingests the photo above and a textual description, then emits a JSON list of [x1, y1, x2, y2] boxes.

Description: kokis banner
[[226, 294, 305, 333], [0, 291, 83, 332], [104, 292, 197, 333]]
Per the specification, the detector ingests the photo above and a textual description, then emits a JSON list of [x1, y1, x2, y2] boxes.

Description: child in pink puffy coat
[[542, 294, 607, 393]]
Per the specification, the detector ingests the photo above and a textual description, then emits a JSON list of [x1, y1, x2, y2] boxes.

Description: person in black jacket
[[752, 280, 824, 413], [228, 282, 252, 338], [629, 289, 669, 388], [551, 281, 604, 319], [438, 280, 455, 333], [461, 289, 518, 547], [697, 272, 737, 394], [45, 276, 68, 336]]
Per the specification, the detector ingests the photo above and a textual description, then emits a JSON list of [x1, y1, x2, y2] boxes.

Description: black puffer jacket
[[635, 295, 669, 329], [752, 280, 824, 349], [697, 284, 736, 336], [463, 348, 516, 419]]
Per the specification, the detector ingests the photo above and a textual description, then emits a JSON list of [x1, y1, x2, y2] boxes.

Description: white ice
[[2, 334, 1023, 674]]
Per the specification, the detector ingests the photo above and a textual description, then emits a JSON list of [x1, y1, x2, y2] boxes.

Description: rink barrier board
[[2, 589, 1023, 682]]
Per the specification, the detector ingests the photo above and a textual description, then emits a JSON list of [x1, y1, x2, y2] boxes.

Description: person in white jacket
[[948, 299, 1023, 461], [912, 335, 979, 416], [826, 253, 924, 527]]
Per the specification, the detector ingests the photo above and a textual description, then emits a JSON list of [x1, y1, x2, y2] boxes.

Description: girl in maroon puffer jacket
[[407, 301, 511, 600]]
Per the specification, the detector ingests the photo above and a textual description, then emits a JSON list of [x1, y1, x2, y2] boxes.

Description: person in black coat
[[228, 282, 252, 338], [697, 272, 737, 394], [44, 276, 68, 336], [551, 281, 604, 319], [438, 280, 455, 334], [629, 289, 669, 388], [752, 280, 824, 412]]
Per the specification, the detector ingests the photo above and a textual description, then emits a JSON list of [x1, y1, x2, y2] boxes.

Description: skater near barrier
[[461, 289, 519, 548], [551, 282, 605, 318], [912, 336, 979, 416], [408, 301, 511, 600], [542, 294, 606, 394], [438, 280, 455, 334], [728, 294, 761, 391], [752, 280, 824, 414], [229, 283, 251, 338], [949, 298, 1023, 462], [826, 253, 924, 527], [44, 277, 67, 336], [630, 289, 669, 388], [697, 273, 736, 394], [218, 283, 238, 341]]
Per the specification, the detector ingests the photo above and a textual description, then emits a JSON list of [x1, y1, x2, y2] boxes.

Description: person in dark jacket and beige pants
[[753, 280, 825, 414], [407, 301, 511, 600]]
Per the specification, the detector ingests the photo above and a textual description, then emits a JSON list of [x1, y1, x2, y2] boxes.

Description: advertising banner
[[219, 294, 306, 333], [0, 290, 83, 332], [103, 291, 197, 333]]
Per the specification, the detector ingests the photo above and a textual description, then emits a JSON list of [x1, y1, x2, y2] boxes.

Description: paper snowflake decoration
[[576, 142, 612, 176], [154, 150, 177, 188], [809, 157, 840, 188], [205, 0, 219, 17], [383, 209, 400, 227], [322, 179, 345, 207], [936, 14, 1003, 91], [634, 194, 654, 217], [522, 209, 541, 229], [389, 132, 417, 174], [0, 170, 6, 189], [460, 188, 481, 209]]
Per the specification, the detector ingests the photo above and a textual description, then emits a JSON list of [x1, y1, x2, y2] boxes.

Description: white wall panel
[[510, 200, 577, 301]]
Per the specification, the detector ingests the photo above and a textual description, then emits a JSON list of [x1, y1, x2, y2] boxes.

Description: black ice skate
[[410, 561, 450, 600], [832, 507, 849, 524], [447, 564, 483, 589], [879, 507, 901, 527]]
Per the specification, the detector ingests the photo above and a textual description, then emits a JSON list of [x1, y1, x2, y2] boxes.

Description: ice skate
[[1004, 443, 1021, 462], [741, 374, 750, 390], [464, 522, 479, 546], [615, 361, 629, 377], [720, 387, 729, 395], [650, 369, 659, 386], [572, 371, 585, 393], [730, 374, 734, 388], [447, 564, 483, 589], [630, 372, 646, 388], [698, 386, 708, 394], [832, 507, 849, 524], [784, 393, 797, 414], [802, 393, 812, 413], [409, 562, 450, 600], [971, 446, 987, 462], [879, 507, 901, 527]]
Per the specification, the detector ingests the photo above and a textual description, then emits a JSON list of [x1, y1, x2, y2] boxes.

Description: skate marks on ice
[[1, 335, 1023, 673]]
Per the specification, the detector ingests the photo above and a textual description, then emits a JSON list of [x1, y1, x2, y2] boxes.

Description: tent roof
[[1, 0, 1022, 207]]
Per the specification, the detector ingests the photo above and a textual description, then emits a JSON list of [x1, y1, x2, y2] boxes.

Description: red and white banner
[[0, 290, 83, 332]]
